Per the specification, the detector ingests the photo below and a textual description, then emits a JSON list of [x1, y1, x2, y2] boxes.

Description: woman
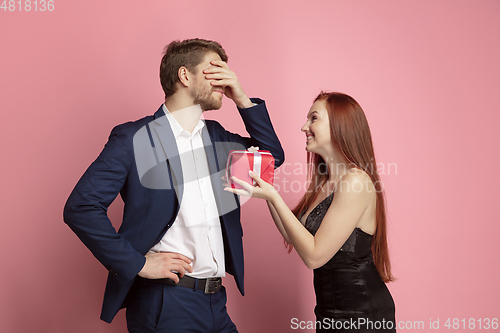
[[225, 92, 396, 332]]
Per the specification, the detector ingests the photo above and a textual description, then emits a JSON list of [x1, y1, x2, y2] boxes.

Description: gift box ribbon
[[226, 149, 274, 188], [251, 150, 261, 186]]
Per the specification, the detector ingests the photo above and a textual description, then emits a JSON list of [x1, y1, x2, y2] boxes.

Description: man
[[63, 38, 284, 332]]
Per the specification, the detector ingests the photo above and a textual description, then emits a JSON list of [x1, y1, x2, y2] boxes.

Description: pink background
[[1, 1, 499, 332]]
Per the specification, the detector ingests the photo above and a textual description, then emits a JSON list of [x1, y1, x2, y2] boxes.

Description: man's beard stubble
[[191, 81, 223, 112]]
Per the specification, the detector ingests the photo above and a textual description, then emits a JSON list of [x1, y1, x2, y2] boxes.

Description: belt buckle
[[204, 277, 221, 294]]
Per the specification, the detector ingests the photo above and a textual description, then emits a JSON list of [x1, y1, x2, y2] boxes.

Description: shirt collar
[[162, 104, 205, 138]]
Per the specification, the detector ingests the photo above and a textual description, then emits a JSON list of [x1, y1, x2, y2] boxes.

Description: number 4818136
[[1, 0, 55, 11]]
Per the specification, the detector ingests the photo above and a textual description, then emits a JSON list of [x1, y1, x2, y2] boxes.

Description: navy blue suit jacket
[[63, 99, 284, 323]]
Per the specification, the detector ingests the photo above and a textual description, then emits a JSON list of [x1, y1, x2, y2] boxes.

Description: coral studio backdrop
[[1, 1, 499, 332]]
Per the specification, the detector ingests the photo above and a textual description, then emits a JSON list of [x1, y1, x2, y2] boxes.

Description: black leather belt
[[141, 275, 222, 294]]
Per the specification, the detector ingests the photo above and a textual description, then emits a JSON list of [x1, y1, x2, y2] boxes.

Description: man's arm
[[63, 124, 192, 283], [237, 98, 285, 167], [204, 60, 285, 166], [63, 124, 146, 282]]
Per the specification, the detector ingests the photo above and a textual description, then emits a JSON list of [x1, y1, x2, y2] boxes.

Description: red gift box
[[226, 149, 275, 189]]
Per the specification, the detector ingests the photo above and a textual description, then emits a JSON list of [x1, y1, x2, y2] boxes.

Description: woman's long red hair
[[289, 92, 394, 282]]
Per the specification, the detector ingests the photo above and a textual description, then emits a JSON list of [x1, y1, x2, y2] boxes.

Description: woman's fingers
[[224, 176, 254, 197], [248, 170, 265, 185], [231, 176, 254, 191], [224, 186, 252, 197]]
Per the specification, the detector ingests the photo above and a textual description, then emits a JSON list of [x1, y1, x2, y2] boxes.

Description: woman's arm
[[266, 201, 292, 244], [226, 169, 375, 269]]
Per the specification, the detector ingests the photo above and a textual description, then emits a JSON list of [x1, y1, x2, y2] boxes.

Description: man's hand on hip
[[138, 252, 193, 283]]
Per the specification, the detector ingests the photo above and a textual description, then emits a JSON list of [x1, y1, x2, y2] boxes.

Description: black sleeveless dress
[[303, 193, 396, 332]]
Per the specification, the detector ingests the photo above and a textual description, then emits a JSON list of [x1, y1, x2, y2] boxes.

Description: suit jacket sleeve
[[223, 98, 285, 167], [63, 123, 146, 283]]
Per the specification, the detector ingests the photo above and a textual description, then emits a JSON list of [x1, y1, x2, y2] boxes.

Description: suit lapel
[[202, 122, 240, 217], [149, 107, 238, 217], [201, 123, 223, 206], [151, 112, 184, 203]]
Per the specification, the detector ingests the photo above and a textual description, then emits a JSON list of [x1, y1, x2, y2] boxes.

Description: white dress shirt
[[149, 104, 225, 278]]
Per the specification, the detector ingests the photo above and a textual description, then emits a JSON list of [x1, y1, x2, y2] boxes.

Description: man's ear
[[178, 66, 190, 87]]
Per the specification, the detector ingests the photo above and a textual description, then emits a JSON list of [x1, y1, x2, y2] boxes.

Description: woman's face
[[301, 100, 333, 156]]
